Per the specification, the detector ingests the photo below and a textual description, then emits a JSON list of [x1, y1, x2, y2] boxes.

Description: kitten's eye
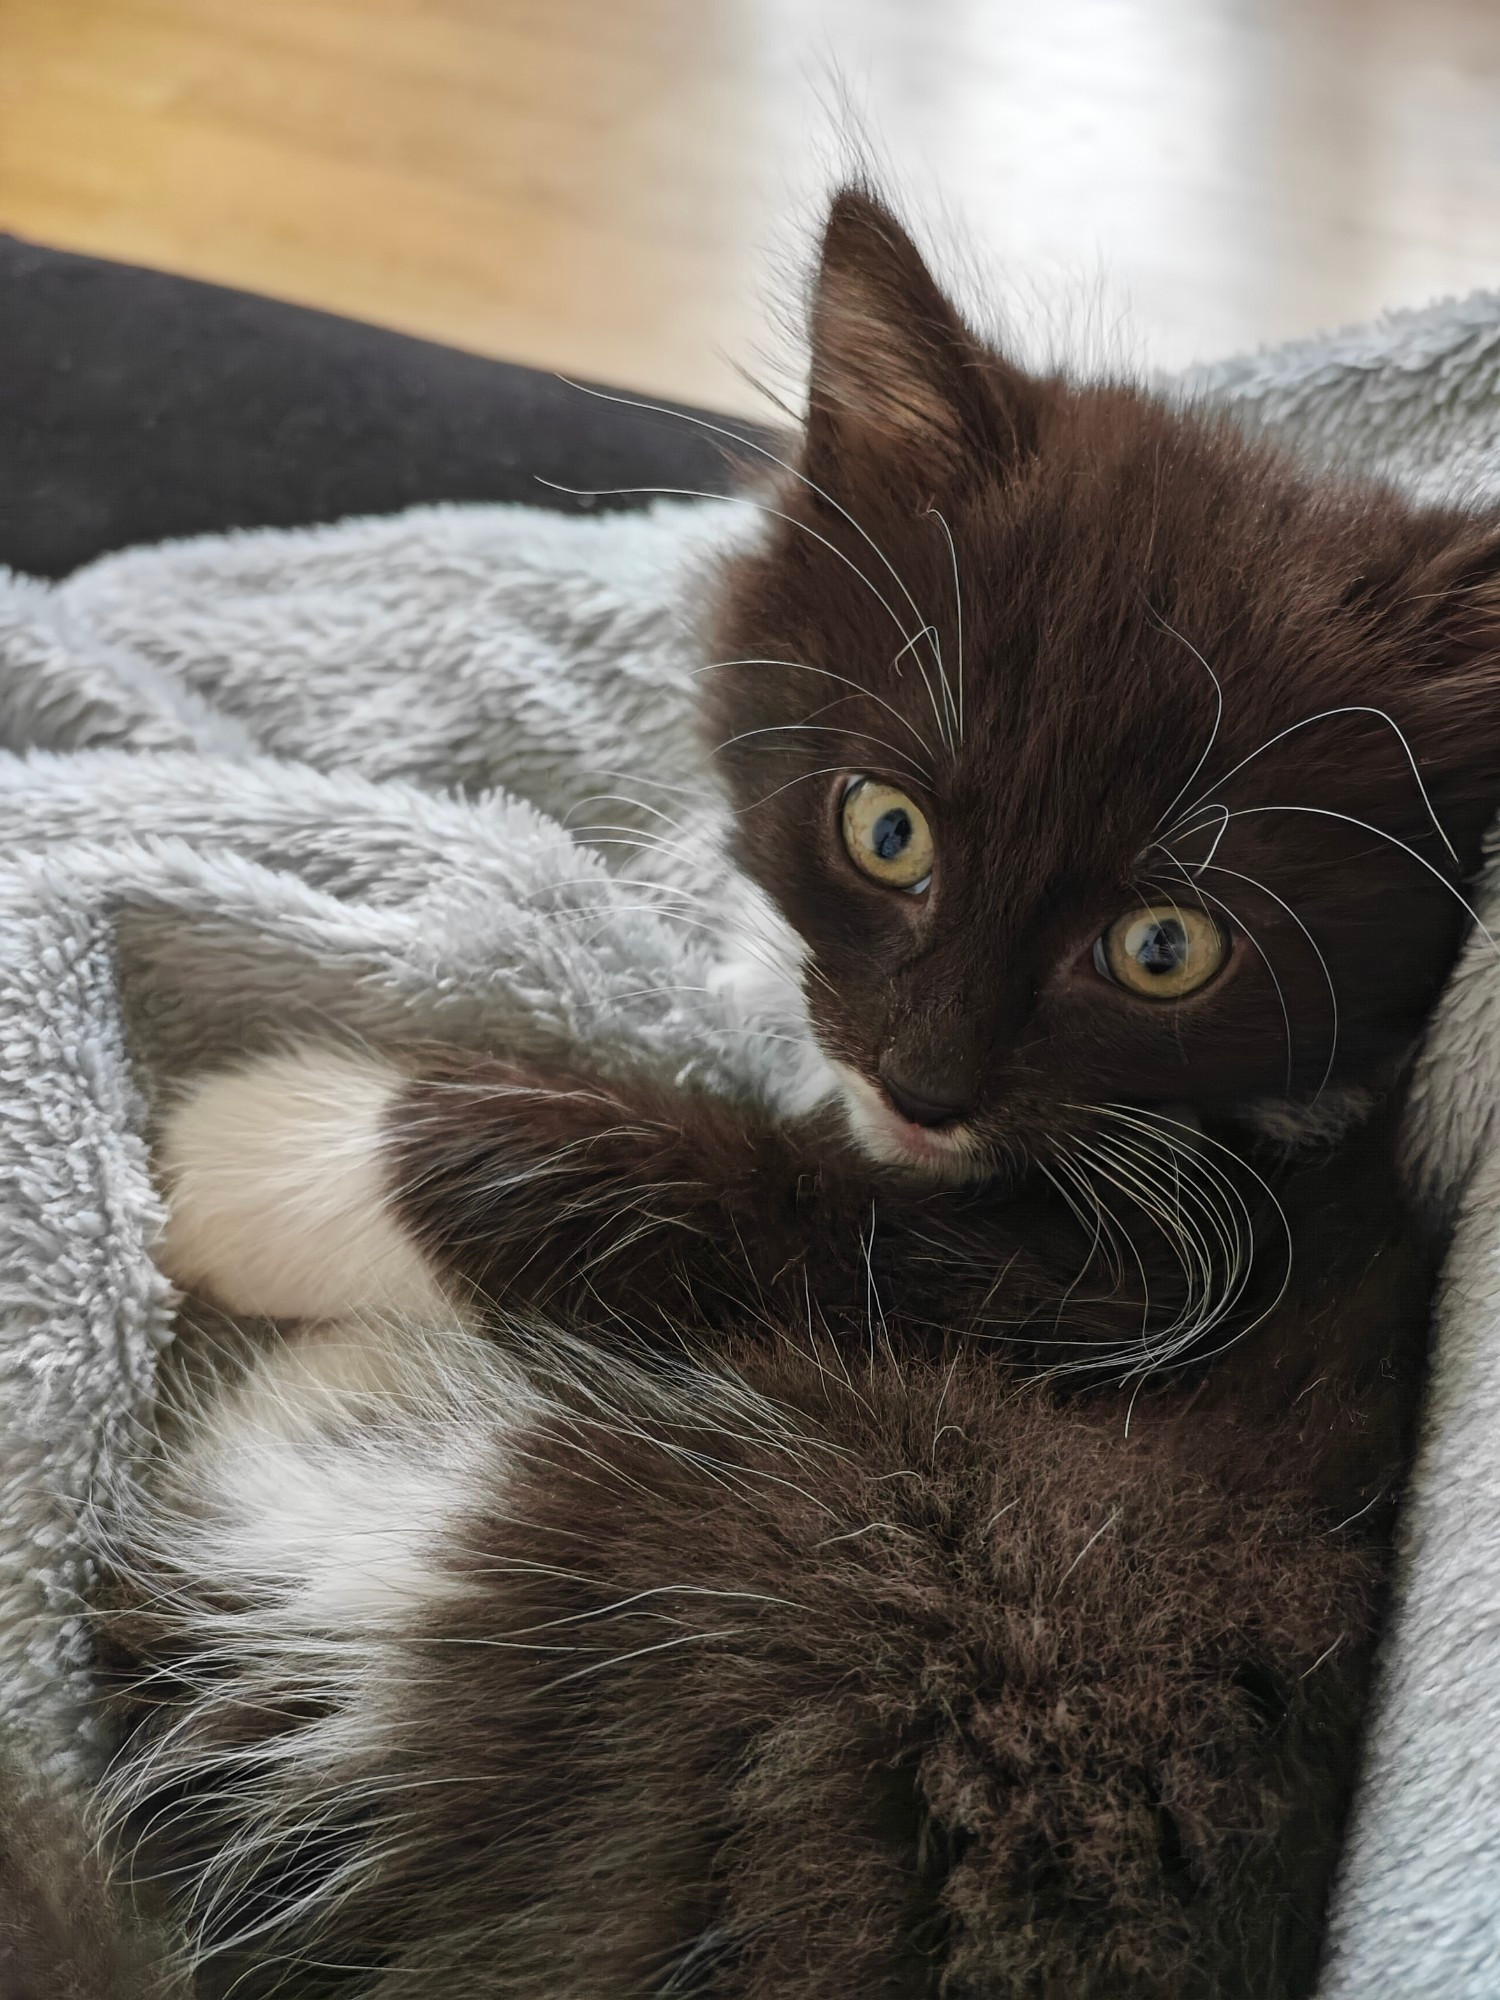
[[1094, 903, 1228, 999], [840, 778, 934, 892]]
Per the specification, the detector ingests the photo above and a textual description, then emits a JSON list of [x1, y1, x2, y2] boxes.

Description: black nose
[[878, 1066, 976, 1129]]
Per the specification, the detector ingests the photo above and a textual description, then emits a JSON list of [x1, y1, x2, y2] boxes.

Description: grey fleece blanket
[[3, 301, 1500, 1993]]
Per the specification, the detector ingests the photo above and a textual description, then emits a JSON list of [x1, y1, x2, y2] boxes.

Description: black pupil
[[872, 807, 912, 862], [1136, 917, 1189, 976]]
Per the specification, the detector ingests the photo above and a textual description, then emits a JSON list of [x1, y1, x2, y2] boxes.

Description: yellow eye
[[840, 779, 934, 892], [1096, 902, 1228, 999]]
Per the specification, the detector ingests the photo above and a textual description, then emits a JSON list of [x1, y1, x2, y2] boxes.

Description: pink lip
[[863, 1089, 973, 1165], [830, 1062, 979, 1179]]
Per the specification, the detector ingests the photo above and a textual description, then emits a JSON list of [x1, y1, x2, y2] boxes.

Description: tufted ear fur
[[804, 188, 1037, 497], [1418, 525, 1500, 682], [1345, 518, 1500, 838]]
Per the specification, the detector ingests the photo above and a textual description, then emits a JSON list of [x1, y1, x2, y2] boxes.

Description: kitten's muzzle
[[877, 1062, 977, 1129]]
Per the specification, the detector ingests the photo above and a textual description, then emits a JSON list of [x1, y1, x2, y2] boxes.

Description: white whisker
[[1163, 704, 1462, 872], [1197, 858, 1341, 1099], [725, 763, 876, 815], [542, 378, 949, 689], [1086, 1103, 1296, 1376], [707, 717, 932, 783], [690, 657, 937, 770], [888, 623, 953, 754], [1206, 806, 1498, 956], [1144, 861, 1296, 1099], [923, 506, 965, 744], [1147, 612, 1224, 836]]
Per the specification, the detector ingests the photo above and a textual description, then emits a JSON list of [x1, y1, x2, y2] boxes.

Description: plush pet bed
[[2, 238, 1499, 1993]]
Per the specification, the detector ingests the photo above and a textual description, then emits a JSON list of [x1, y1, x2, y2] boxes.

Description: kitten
[[155, 192, 1500, 1354], [99, 1190, 1419, 2000], [104, 188, 1500, 1993]]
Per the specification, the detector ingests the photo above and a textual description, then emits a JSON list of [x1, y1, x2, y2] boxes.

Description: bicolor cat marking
[[157, 1046, 444, 1322], [172, 1320, 500, 1627]]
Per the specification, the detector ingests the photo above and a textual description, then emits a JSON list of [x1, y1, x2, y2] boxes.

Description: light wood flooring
[[2, 0, 1499, 416]]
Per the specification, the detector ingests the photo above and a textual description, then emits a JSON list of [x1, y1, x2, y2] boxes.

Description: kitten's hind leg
[[156, 1046, 448, 1322]]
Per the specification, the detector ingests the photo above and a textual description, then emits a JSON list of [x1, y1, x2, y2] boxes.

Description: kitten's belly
[[101, 1303, 1373, 2000]]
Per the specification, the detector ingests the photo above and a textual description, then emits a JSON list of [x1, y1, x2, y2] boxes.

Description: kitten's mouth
[[831, 1064, 985, 1183]]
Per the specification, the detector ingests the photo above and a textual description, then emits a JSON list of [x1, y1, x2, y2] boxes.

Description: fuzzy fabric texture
[[1, 296, 1499, 1990]]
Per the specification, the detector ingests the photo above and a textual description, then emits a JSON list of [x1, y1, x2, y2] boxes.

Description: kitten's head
[[707, 189, 1500, 1178]]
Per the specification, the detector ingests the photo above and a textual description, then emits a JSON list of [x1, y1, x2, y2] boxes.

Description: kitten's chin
[[832, 1063, 987, 1184]]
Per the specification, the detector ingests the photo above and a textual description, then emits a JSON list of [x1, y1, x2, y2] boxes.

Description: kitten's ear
[[1367, 522, 1500, 820], [1422, 529, 1500, 675], [804, 188, 1034, 493]]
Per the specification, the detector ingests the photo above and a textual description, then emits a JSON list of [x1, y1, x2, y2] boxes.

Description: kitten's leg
[[156, 1046, 450, 1321], [155, 1044, 1094, 1345], [385, 1055, 837, 1325], [155, 1043, 853, 1330]]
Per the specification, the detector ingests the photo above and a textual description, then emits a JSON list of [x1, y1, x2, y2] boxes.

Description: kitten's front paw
[[155, 1047, 447, 1322]]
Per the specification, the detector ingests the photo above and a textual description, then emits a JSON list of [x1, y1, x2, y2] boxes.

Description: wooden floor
[[2, 0, 1499, 417]]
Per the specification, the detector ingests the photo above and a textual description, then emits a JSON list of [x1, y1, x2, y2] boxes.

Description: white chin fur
[[155, 1045, 449, 1322], [832, 1063, 985, 1183]]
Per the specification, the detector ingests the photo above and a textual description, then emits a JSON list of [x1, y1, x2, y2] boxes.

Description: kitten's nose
[[878, 1064, 976, 1129]]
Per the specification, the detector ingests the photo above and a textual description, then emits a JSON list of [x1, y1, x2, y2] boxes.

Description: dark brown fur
[[105, 191, 1500, 1993], [0, 1740, 191, 1999], [107, 1202, 1423, 1999], [706, 194, 1500, 1140]]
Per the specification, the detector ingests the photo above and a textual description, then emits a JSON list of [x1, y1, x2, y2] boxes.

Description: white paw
[[155, 1046, 447, 1321]]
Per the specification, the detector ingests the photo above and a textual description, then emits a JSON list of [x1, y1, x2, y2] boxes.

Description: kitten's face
[[707, 191, 1500, 1178]]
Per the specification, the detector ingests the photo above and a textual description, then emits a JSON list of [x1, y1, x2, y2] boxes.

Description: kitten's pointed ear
[[1423, 530, 1500, 675], [1361, 521, 1500, 825], [804, 189, 1033, 492]]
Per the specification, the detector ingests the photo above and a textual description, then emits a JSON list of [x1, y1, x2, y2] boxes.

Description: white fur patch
[[832, 1062, 984, 1182], [202, 1333, 460, 1624], [168, 1319, 531, 1632], [91, 1315, 555, 1971], [156, 1046, 448, 1322]]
